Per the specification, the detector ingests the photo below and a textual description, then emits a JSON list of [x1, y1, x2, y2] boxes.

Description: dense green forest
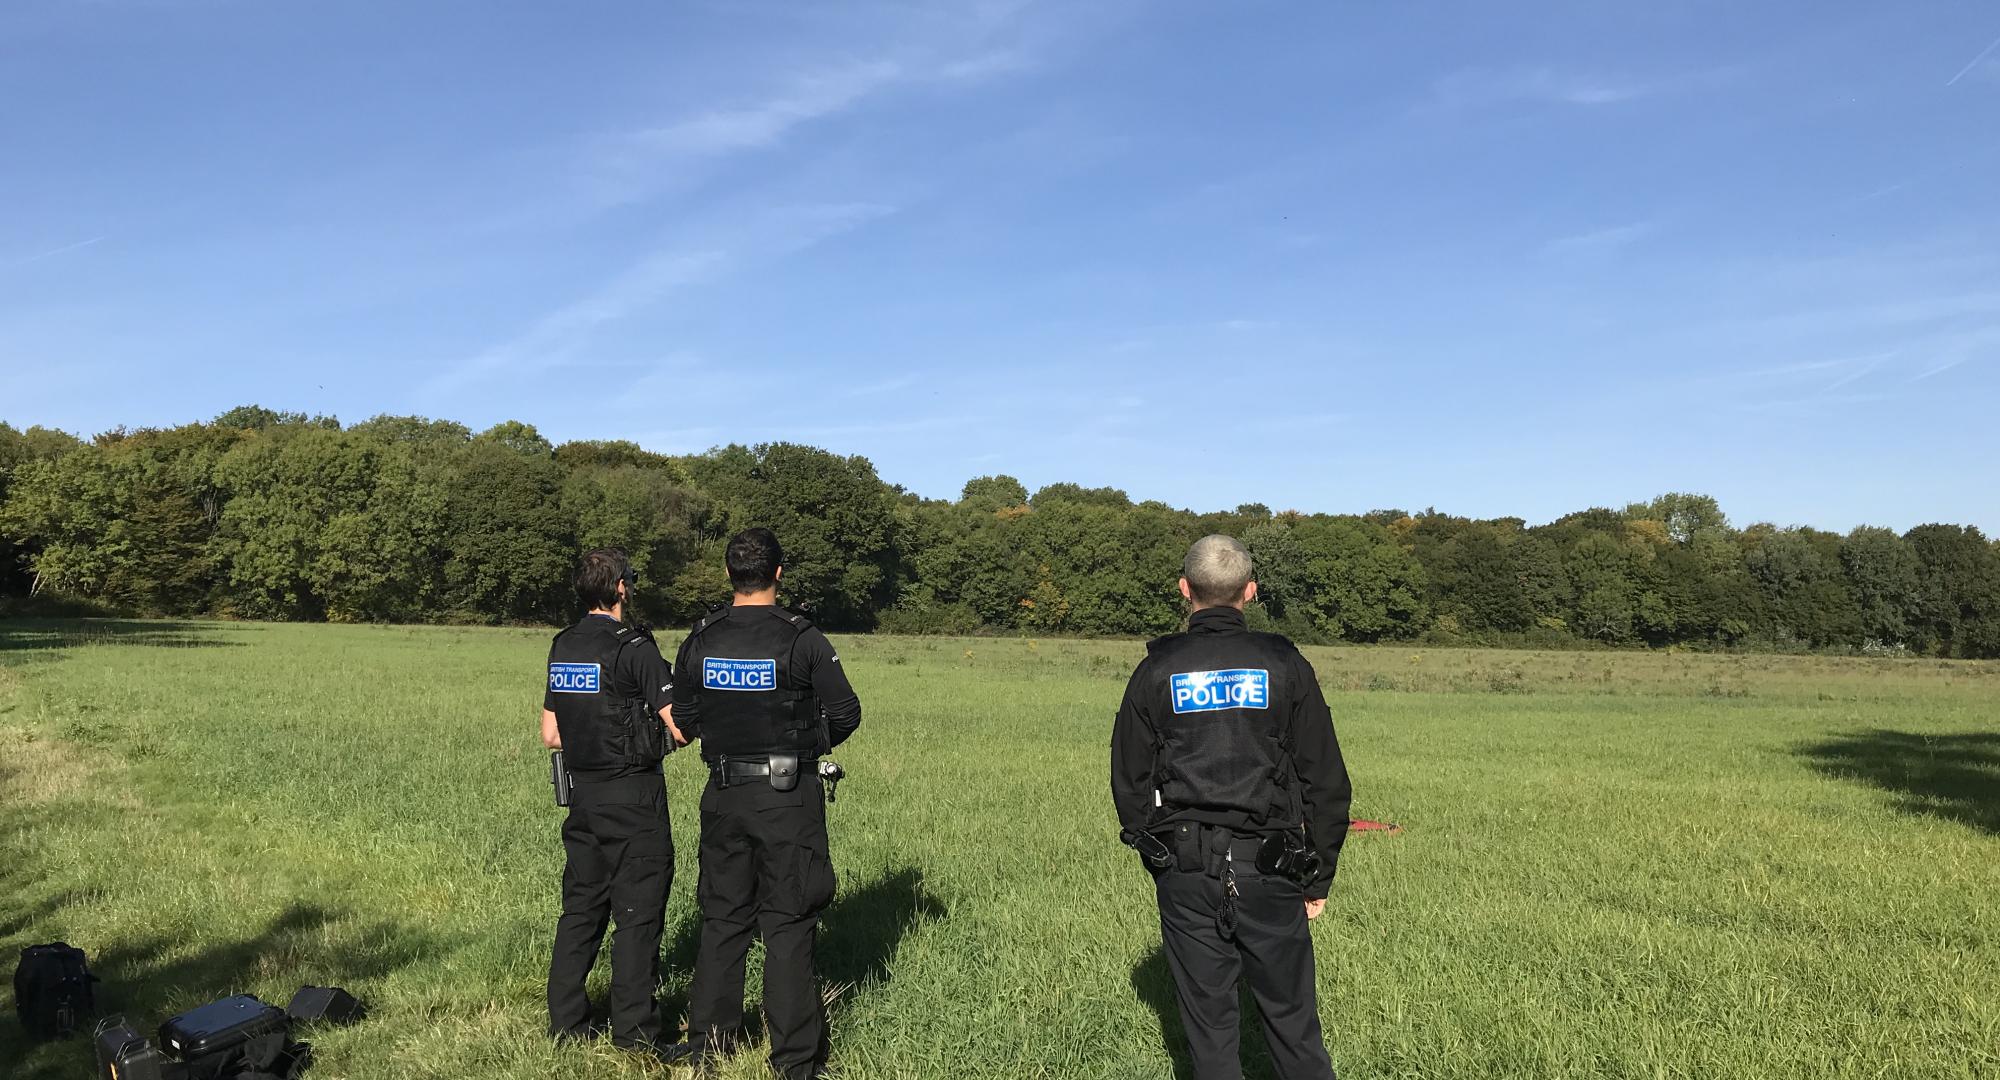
[[2, 407, 1996, 657]]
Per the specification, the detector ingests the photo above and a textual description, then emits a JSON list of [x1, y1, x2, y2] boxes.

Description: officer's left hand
[[1304, 899, 1326, 920]]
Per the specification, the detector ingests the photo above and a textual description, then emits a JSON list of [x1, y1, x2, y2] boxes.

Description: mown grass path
[[2, 621, 1996, 1078]]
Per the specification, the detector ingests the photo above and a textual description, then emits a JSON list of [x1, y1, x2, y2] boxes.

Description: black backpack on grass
[[14, 941, 98, 1040]]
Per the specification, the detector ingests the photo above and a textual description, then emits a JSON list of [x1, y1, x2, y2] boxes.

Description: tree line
[[2, 407, 1996, 657]]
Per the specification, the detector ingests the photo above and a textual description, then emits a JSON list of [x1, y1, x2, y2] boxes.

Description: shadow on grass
[[656, 866, 948, 1041], [0, 903, 450, 1080], [1799, 729, 2000, 835], [1132, 946, 1284, 1080], [819, 866, 947, 993], [0, 618, 241, 669], [0, 759, 94, 944]]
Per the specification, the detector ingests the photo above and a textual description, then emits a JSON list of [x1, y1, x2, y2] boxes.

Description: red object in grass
[[1348, 819, 1402, 835]]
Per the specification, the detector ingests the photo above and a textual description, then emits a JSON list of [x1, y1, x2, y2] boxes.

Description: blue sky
[[3, 1, 1996, 533]]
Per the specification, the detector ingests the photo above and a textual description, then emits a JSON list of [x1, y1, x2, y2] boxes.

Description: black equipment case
[[285, 985, 365, 1027], [157, 995, 289, 1063], [14, 941, 97, 1040], [94, 1016, 174, 1080]]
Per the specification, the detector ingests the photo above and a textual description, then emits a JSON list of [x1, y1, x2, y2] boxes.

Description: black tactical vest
[[1144, 626, 1301, 827], [546, 616, 665, 773], [680, 605, 819, 761]]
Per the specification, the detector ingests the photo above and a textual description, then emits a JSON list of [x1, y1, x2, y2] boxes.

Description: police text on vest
[[549, 662, 602, 693], [703, 657, 778, 691], [1170, 668, 1270, 714]]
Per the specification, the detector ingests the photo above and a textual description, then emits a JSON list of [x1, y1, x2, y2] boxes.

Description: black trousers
[[1156, 859, 1336, 1080], [686, 774, 837, 1080], [548, 771, 673, 1047]]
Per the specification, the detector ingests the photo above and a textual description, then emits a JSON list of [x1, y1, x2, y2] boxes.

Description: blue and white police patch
[[703, 657, 777, 692], [548, 662, 601, 694], [1170, 668, 1270, 714]]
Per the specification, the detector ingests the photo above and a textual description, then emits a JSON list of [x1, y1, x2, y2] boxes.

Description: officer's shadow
[[659, 866, 947, 1039], [1131, 947, 1280, 1080]]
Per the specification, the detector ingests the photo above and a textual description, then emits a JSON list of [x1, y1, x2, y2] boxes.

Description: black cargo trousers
[[548, 771, 673, 1047], [686, 773, 837, 1080], [1154, 827, 1336, 1080]]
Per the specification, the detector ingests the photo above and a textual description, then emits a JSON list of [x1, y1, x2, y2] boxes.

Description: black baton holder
[[551, 751, 572, 807]]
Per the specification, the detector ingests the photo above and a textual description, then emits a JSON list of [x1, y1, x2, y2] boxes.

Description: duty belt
[[709, 755, 816, 786], [1153, 823, 1268, 874], [1168, 834, 1265, 867]]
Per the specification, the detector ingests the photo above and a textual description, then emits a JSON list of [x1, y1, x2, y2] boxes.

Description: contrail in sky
[[10, 235, 105, 266], [1946, 32, 2000, 86]]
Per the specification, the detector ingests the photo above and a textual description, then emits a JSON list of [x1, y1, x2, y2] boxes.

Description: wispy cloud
[[1728, 390, 1897, 418], [1910, 328, 2000, 380], [1725, 290, 2000, 340], [1946, 32, 2000, 87], [1698, 321, 1998, 410], [1544, 221, 1658, 254], [428, 202, 895, 397], [580, 11, 1050, 211], [430, 249, 724, 396], [1705, 351, 1894, 390], [1431, 67, 1652, 109], [1429, 65, 1734, 111], [590, 60, 903, 206], [1698, 351, 1906, 415], [7, 235, 104, 268]]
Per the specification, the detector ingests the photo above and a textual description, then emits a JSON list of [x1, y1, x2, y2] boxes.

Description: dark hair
[[726, 528, 783, 593], [576, 548, 632, 611]]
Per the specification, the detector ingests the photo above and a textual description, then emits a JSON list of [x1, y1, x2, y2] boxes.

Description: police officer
[[541, 548, 686, 1052], [1111, 534, 1351, 1080], [660, 528, 861, 1080]]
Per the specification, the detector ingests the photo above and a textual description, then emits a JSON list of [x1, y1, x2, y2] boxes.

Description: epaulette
[[690, 604, 732, 638], [781, 603, 816, 629]]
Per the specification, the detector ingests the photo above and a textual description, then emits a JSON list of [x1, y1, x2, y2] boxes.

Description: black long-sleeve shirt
[[1111, 606, 1352, 897]]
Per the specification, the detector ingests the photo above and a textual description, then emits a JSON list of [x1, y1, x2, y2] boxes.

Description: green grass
[[2, 620, 1996, 1079]]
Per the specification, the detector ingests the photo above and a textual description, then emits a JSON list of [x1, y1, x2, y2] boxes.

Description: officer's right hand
[[1304, 899, 1326, 921]]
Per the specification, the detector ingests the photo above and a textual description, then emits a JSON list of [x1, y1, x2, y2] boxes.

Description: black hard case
[[94, 1016, 171, 1080], [157, 995, 289, 1061], [286, 984, 365, 1026]]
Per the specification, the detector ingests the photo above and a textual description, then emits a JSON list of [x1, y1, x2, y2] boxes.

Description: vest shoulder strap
[[613, 624, 656, 650], [685, 604, 730, 645]]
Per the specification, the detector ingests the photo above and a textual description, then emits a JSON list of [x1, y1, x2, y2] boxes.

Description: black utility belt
[[1147, 828, 1265, 868], [570, 765, 663, 784], [708, 754, 816, 791], [1122, 823, 1320, 885]]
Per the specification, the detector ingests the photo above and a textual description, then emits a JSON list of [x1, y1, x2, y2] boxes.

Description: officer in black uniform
[[541, 548, 685, 1051], [659, 527, 861, 1080], [1111, 534, 1351, 1080]]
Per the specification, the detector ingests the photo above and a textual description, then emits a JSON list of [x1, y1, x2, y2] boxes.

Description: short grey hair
[[1183, 534, 1253, 607]]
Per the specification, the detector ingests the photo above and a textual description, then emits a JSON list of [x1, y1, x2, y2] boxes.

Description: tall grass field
[[3, 620, 1996, 1079]]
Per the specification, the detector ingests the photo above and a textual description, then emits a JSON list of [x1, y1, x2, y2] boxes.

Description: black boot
[[656, 1030, 734, 1073], [549, 1022, 605, 1046]]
